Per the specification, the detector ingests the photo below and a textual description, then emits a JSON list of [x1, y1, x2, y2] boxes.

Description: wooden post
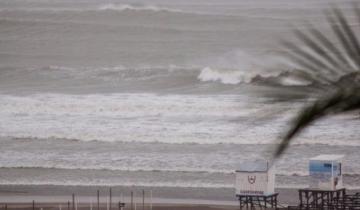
[[239, 197, 241, 210], [131, 191, 133, 210], [120, 193, 123, 210], [106, 196, 109, 210], [97, 190, 100, 210], [264, 196, 267, 208], [67, 201, 70, 210], [4, 204, 7, 210], [110, 188, 112, 210], [150, 190, 153, 210], [32, 200, 35, 210], [306, 191, 309, 208], [142, 189, 145, 210], [72, 193, 75, 210], [299, 190, 302, 208]]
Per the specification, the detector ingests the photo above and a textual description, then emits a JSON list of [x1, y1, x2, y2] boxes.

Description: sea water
[[0, 0, 360, 191]]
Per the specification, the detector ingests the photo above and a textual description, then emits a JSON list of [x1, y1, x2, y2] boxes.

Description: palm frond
[[333, 8, 360, 59], [281, 40, 335, 84], [273, 6, 360, 158], [326, 10, 360, 70], [293, 27, 341, 76], [282, 7, 360, 85], [274, 87, 360, 158], [307, 24, 352, 73]]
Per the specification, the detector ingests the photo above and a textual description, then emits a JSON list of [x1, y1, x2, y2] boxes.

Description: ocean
[[0, 0, 360, 193]]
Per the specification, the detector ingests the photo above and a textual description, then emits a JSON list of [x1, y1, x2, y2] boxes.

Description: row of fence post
[[2, 188, 153, 210]]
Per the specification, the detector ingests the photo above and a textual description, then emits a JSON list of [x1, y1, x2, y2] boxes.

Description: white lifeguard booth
[[309, 154, 344, 190], [235, 160, 275, 196]]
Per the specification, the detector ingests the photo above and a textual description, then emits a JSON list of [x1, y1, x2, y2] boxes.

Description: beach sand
[[1, 185, 358, 209], [0, 185, 300, 209], [0, 204, 253, 210]]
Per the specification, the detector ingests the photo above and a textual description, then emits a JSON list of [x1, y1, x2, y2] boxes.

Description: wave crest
[[198, 67, 312, 86], [198, 67, 250, 85], [97, 4, 182, 13], [0, 4, 184, 14]]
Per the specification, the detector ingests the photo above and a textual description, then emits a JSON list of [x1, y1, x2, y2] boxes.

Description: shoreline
[[0, 185, 301, 206], [1, 184, 359, 207], [0, 203, 241, 210]]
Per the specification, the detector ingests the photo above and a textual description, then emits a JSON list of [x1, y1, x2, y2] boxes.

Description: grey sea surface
[[0, 0, 359, 199]]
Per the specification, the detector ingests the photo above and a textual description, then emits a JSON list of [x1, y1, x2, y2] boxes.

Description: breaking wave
[[198, 67, 312, 86], [0, 4, 185, 14], [0, 180, 233, 189], [5, 64, 313, 88], [97, 4, 183, 13], [0, 166, 233, 174]]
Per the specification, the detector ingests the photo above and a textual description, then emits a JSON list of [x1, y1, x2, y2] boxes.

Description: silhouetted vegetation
[[274, 5, 360, 158]]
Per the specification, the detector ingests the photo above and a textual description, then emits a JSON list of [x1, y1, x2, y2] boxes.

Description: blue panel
[[309, 161, 332, 174]]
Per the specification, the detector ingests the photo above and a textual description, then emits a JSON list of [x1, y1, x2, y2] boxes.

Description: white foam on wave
[[98, 4, 182, 13], [0, 180, 233, 188], [198, 67, 248, 85], [196, 50, 311, 86], [197, 66, 313, 86], [0, 93, 358, 146], [0, 93, 276, 144], [0, 4, 184, 14], [0, 93, 255, 117], [0, 166, 234, 175], [11, 61, 310, 89], [36, 65, 194, 82]]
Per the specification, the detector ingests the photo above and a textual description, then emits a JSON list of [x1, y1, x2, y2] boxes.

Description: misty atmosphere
[[0, 0, 360, 209]]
